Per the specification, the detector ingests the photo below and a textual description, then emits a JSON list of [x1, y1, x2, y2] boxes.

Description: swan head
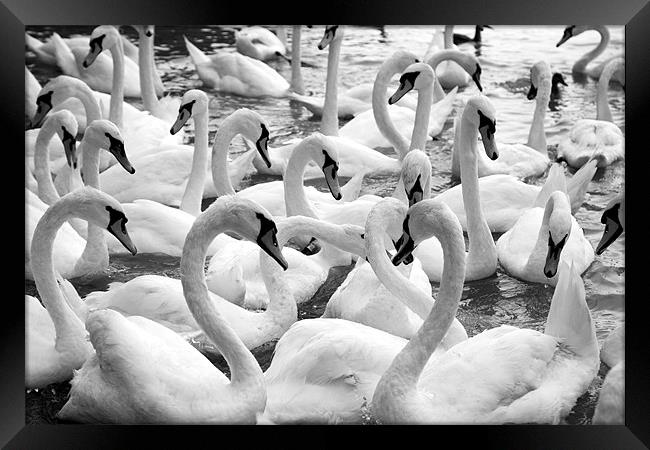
[[83, 25, 121, 68], [463, 96, 499, 160], [391, 199, 464, 267], [170, 89, 209, 135], [380, 50, 420, 82], [318, 25, 343, 50], [544, 191, 572, 278], [400, 150, 431, 207], [84, 120, 135, 174], [30, 75, 90, 129], [556, 25, 590, 47], [46, 110, 79, 170], [212, 197, 289, 271], [388, 62, 435, 105], [552, 73, 568, 89], [132, 25, 154, 38], [596, 196, 624, 255], [526, 61, 552, 100], [227, 108, 272, 169], [301, 134, 342, 201], [64, 186, 137, 255]]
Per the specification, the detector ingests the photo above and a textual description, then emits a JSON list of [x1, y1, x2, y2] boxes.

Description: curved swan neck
[[290, 26, 305, 95], [443, 26, 454, 48], [283, 142, 320, 219], [596, 61, 619, 122], [108, 38, 125, 129], [426, 50, 461, 101], [33, 121, 61, 205], [65, 84, 102, 124], [527, 74, 551, 153], [574, 26, 610, 73], [137, 28, 159, 113], [181, 205, 264, 388], [410, 82, 434, 152], [320, 37, 342, 136], [211, 116, 242, 197], [381, 209, 466, 392], [458, 115, 496, 273], [366, 205, 433, 320], [372, 63, 410, 159], [179, 109, 209, 216], [31, 198, 88, 347]]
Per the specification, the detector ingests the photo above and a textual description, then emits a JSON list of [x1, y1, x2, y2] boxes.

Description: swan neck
[[527, 76, 550, 152], [372, 66, 409, 159], [443, 26, 454, 48], [31, 200, 87, 346], [180, 110, 209, 215], [409, 83, 433, 152], [596, 65, 615, 122], [426, 50, 459, 101], [211, 118, 239, 197], [283, 145, 319, 219], [181, 209, 264, 388], [108, 39, 125, 129], [33, 122, 60, 205], [574, 26, 610, 72], [290, 26, 305, 95], [138, 30, 159, 113], [320, 38, 342, 136], [71, 85, 101, 123]]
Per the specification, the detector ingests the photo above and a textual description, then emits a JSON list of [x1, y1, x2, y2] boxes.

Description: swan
[[496, 184, 595, 286], [57, 197, 289, 424], [25, 66, 41, 121], [130, 25, 181, 125], [26, 119, 135, 280], [253, 26, 401, 178], [435, 96, 598, 233], [451, 61, 552, 180], [371, 211, 599, 424], [400, 95, 499, 282], [235, 26, 287, 61], [557, 57, 624, 169], [596, 192, 624, 255], [338, 56, 457, 151], [184, 34, 290, 97], [82, 25, 183, 163], [26, 186, 137, 389], [425, 26, 472, 90], [593, 324, 624, 424], [556, 25, 620, 81], [453, 25, 493, 45], [260, 198, 467, 424], [551, 72, 568, 99]]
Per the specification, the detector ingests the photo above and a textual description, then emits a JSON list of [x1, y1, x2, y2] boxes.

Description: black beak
[[61, 127, 78, 170], [392, 232, 416, 266], [256, 124, 272, 168], [106, 207, 137, 255], [483, 25, 493, 30], [472, 65, 483, 92], [544, 233, 567, 278], [595, 205, 623, 255], [478, 122, 498, 161], [83, 34, 105, 68], [322, 151, 342, 201], [407, 174, 424, 207], [318, 30, 333, 50], [527, 82, 538, 100], [30, 93, 54, 129], [106, 133, 135, 174], [170, 108, 190, 134], [257, 227, 289, 271], [389, 71, 418, 105]]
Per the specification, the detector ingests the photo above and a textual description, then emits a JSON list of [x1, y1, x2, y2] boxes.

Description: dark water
[[25, 25, 624, 424]]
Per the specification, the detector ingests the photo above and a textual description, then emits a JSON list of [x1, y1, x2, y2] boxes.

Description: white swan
[[184, 34, 290, 97], [26, 119, 135, 280], [596, 192, 624, 255], [58, 197, 288, 423], [82, 25, 183, 163], [235, 26, 286, 61], [593, 324, 624, 424], [496, 184, 595, 286], [253, 26, 401, 178], [452, 61, 552, 180], [260, 198, 468, 424], [371, 221, 599, 425], [400, 96, 499, 282], [26, 186, 137, 389], [25, 66, 41, 121], [435, 97, 598, 233], [556, 25, 620, 81], [425, 26, 472, 90], [557, 57, 624, 168]]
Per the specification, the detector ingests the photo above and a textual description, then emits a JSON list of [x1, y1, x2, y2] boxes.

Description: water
[[25, 25, 625, 424]]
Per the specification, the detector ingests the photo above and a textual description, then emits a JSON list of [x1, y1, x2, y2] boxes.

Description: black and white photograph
[[22, 20, 629, 429]]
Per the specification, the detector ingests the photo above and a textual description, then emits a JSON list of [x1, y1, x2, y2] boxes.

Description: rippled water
[[25, 25, 625, 424]]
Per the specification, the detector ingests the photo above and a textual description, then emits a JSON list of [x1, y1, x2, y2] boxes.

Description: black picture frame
[[10, 0, 649, 447]]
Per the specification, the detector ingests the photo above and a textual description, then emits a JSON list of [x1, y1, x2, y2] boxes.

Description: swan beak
[[61, 127, 78, 170], [170, 107, 192, 135], [472, 65, 483, 92], [389, 72, 418, 105], [556, 29, 572, 47], [257, 227, 289, 271], [527, 82, 538, 100], [558, 75, 568, 86], [483, 25, 494, 30], [392, 232, 416, 266], [407, 175, 424, 207], [83, 34, 105, 68], [256, 124, 272, 168], [544, 233, 567, 278], [30, 92, 54, 129], [596, 206, 623, 255], [478, 125, 498, 160], [106, 213, 137, 256], [322, 161, 342, 201], [106, 134, 135, 174], [302, 237, 322, 255], [317, 31, 333, 50]]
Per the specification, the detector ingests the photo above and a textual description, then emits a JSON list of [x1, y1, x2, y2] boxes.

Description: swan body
[[371, 201, 599, 424], [26, 187, 136, 388], [59, 197, 288, 423], [557, 58, 624, 168], [496, 189, 594, 286], [593, 325, 624, 424], [184, 35, 290, 97], [235, 26, 286, 61]]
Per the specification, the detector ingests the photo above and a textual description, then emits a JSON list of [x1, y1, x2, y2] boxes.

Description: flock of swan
[[25, 24, 624, 425]]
